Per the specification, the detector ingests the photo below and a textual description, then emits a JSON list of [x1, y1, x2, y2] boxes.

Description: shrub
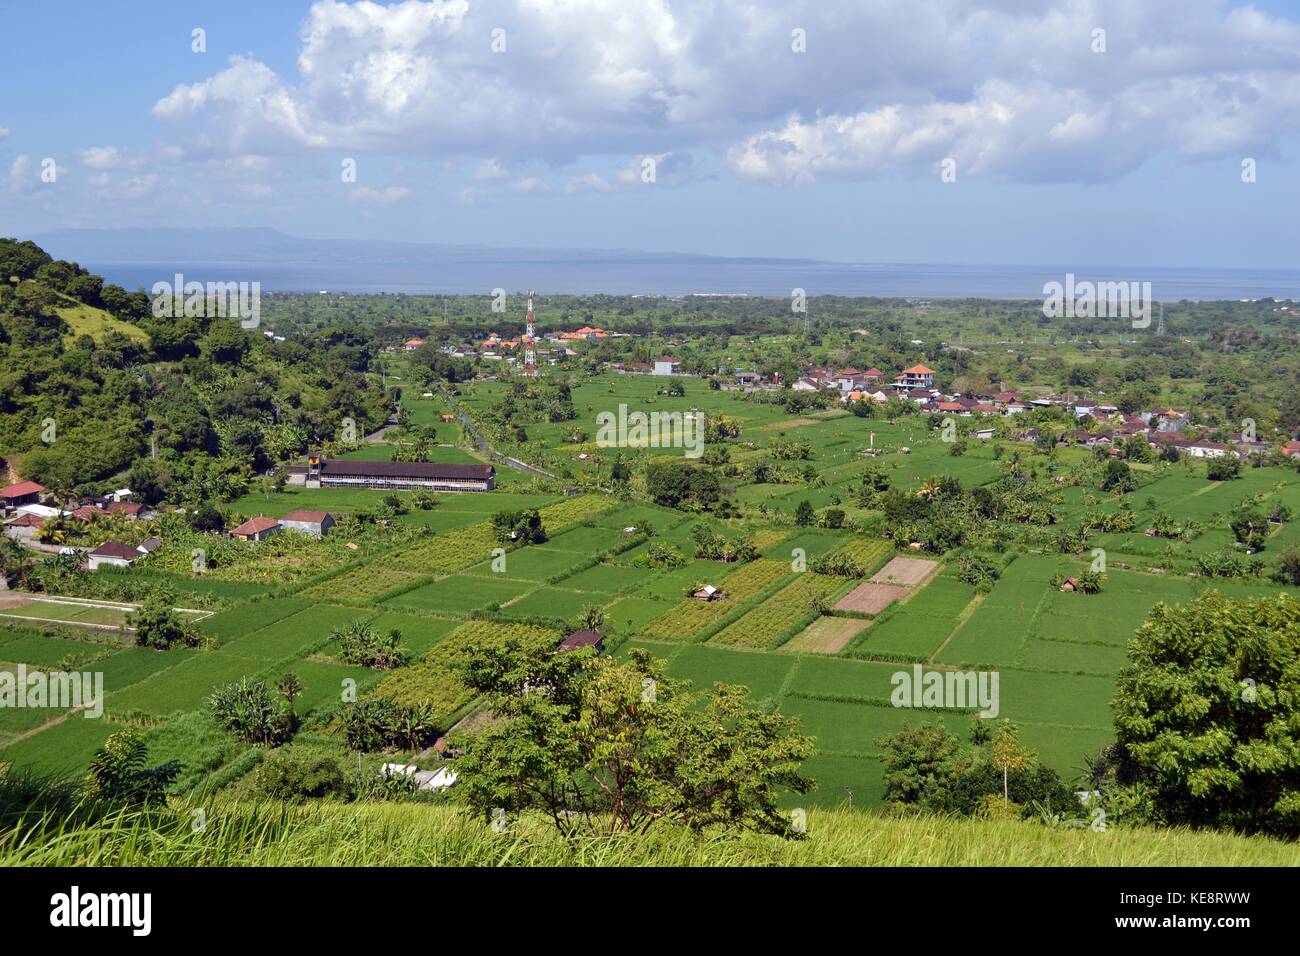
[[84, 730, 180, 806], [809, 552, 864, 577], [209, 678, 297, 745], [335, 620, 407, 670], [794, 500, 815, 526], [1275, 547, 1300, 586], [1229, 507, 1270, 551], [129, 599, 203, 650], [251, 747, 349, 802], [956, 554, 1001, 592], [492, 509, 546, 545], [341, 698, 436, 752], [634, 541, 685, 570], [1196, 550, 1263, 579], [1206, 457, 1242, 481]]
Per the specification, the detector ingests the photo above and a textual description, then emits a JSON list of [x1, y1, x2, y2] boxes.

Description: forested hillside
[[0, 238, 390, 501]]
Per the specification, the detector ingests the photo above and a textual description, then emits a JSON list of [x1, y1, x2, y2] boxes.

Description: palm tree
[[578, 604, 605, 632]]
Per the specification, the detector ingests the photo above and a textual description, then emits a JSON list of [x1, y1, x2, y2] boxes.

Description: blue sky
[[3, 0, 1300, 267]]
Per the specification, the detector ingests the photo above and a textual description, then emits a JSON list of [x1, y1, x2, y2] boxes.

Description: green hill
[[5, 799, 1295, 866], [53, 291, 149, 343]]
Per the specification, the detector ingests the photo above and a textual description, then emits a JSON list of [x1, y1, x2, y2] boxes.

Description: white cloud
[[347, 184, 411, 204], [0, 127, 9, 140], [8, 155, 33, 194], [139, 0, 1300, 185], [565, 151, 703, 192], [153, 54, 327, 155], [79, 146, 139, 171], [474, 159, 508, 181]]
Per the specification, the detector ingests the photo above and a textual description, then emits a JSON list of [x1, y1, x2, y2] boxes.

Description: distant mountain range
[[29, 227, 818, 267]]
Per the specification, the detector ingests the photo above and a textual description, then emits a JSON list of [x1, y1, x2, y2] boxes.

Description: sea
[[82, 259, 1300, 301]]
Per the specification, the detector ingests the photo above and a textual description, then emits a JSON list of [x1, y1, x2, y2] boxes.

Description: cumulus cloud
[[474, 159, 508, 181], [79, 145, 142, 171], [8, 155, 34, 194], [566, 151, 703, 192], [0, 127, 9, 140], [347, 184, 411, 204], [143, 0, 1300, 185]]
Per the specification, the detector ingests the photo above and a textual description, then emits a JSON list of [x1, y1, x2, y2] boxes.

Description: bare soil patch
[[781, 616, 869, 654], [835, 582, 908, 615], [869, 557, 940, 588]]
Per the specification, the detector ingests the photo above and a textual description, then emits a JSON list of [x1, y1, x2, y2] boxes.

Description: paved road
[[439, 387, 561, 482]]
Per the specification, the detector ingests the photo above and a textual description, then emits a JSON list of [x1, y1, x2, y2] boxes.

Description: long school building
[[309, 459, 496, 493]]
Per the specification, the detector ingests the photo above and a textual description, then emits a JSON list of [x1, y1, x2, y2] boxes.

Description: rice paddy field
[[4, 370, 1299, 813]]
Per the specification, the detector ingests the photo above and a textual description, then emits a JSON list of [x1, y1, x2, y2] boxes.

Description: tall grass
[[2, 790, 1295, 866]]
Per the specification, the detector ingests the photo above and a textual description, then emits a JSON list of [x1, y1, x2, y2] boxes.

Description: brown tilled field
[[835, 582, 908, 615], [780, 616, 869, 654], [869, 557, 940, 587]]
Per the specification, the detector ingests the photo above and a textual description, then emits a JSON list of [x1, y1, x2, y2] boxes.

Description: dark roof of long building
[[320, 459, 494, 481]]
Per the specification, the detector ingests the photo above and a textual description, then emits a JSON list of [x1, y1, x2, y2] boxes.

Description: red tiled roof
[[6, 513, 44, 528], [1, 481, 43, 498], [106, 501, 143, 515], [231, 516, 281, 536], [903, 364, 935, 375]]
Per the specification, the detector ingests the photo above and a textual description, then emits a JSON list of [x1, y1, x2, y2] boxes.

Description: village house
[[653, 356, 681, 376], [106, 501, 151, 520], [280, 510, 335, 538], [896, 364, 936, 390], [1183, 439, 1234, 459], [2, 512, 44, 543], [557, 629, 605, 653], [1069, 430, 1113, 447], [230, 516, 282, 542], [1, 480, 44, 510], [691, 584, 725, 602], [1228, 432, 1271, 457], [136, 537, 162, 555], [87, 540, 138, 571]]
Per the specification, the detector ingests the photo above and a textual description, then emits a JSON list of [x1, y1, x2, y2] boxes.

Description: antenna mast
[[524, 289, 537, 376]]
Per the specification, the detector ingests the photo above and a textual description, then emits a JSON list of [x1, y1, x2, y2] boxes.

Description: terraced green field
[[5, 371, 1298, 811]]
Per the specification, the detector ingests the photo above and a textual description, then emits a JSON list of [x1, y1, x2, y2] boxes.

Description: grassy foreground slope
[[5, 801, 1296, 866]]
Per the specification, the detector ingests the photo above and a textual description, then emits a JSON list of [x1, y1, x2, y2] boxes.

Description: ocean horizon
[[82, 258, 1300, 302]]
